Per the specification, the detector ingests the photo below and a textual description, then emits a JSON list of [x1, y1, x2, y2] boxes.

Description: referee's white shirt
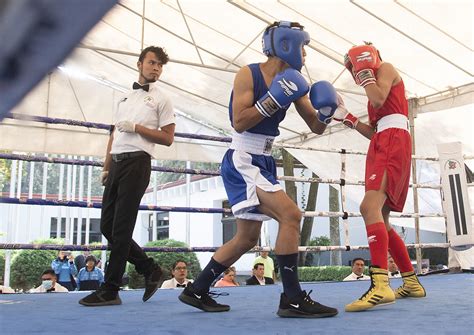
[[343, 272, 370, 281], [111, 82, 175, 156]]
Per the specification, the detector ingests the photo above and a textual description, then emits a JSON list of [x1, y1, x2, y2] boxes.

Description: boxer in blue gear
[[179, 21, 338, 318]]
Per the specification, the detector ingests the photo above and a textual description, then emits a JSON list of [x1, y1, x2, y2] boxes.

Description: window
[[148, 212, 169, 241], [157, 212, 169, 240], [50, 218, 102, 243]]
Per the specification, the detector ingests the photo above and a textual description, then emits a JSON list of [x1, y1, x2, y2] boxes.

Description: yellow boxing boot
[[345, 266, 395, 312], [394, 271, 426, 299]]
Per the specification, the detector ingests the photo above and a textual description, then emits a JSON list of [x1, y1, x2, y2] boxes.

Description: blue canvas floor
[[1, 273, 473, 335]]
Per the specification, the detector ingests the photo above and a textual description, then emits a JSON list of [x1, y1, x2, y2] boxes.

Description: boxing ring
[[0, 114, 473, 335], [1, 274, 473, 334]]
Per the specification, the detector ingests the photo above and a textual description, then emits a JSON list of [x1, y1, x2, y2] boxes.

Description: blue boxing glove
[[256, 68, 309, 118], [310, 80, 338, 124]]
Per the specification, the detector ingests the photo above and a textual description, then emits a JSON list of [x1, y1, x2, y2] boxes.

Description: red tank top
[[367, 79, 408, 127]]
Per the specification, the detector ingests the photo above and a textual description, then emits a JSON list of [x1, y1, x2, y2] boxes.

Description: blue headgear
[[262, 21, 310, 71]]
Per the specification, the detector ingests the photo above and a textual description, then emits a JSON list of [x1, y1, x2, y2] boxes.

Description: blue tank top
[[229, 63, 289, 136]]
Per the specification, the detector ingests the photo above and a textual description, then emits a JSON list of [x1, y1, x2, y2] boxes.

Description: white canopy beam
[[350, 0, 473, 77]]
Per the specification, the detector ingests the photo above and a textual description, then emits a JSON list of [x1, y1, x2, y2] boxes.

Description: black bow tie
[[133, 82, 149, 92], [356, 275, 364, 279], [176, 284, 186, 288], [391, 271, 400, 276]]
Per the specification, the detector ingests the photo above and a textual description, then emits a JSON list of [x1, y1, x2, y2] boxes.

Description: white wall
[[0, 203, 102, 244]]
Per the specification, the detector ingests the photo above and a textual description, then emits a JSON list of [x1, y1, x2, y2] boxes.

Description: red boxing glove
[[333, 94, 359, 129], [344, 45, 381, 87]]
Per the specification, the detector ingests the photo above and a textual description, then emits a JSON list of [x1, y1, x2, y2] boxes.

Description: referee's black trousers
[[100, 153, 154, 290]]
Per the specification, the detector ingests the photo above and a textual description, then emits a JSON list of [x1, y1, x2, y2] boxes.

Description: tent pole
[[408, 98, 422, 274]]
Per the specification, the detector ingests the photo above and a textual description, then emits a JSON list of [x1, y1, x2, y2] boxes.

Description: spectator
[[74, 251, 91, 272], [51, 251, 78, 291], [214, 267, 239, 287], [76, 255, 105, 291], [343, 258, 370, 281], [30, 269, 68, 293], [161, 261, 193, 289], [388, 255, 401, 278], [246, 263, 274, 286], [253, 251, 276, 281]]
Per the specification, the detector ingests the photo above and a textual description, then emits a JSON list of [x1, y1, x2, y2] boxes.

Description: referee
[[80, 46, 175, 306]]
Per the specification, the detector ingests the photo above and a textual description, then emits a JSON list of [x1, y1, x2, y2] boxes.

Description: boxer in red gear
[[335, 42, 426, 312]]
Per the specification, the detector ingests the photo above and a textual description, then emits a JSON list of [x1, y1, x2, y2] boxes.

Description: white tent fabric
[[1, 0, 472, 159], [0, 0, 472, 235]]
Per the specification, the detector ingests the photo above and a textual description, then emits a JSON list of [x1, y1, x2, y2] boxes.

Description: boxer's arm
[[354, 121, 375, 140], [232, 66, 265, 133], [364, 63, 400, 109], [334, 95, 374, 140], [294, 95, 327, 135]]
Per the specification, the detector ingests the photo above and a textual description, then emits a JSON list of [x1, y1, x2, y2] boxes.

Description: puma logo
[[210, 268, 217, 276], [284, 266, 295, 272]]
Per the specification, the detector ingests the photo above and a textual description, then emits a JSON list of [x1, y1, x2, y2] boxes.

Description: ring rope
[[2, 153, 464, 190], [0, 197, 447, 218], [0, 153, 220, 177], [6, 113, 473, 161], [0, 243, 451, 253]]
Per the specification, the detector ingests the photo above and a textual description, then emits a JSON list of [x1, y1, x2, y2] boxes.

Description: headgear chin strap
[[262, 21, 310, 71]]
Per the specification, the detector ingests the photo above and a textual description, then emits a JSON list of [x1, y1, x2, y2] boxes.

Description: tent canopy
[[1, 0, 472, 160]]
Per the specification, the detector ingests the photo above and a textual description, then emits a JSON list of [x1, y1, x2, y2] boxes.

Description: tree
[[281, 149, 321, 266], [329, 186, 341, 265], [0, 157, 10, 192], [305, 236, 331, 266], [0, 251, 5, 284], [127, 239, 201, 288]]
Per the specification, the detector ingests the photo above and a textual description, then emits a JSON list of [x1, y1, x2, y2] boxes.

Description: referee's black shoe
[[178, 283, 230, 312], [277, 290, 338, 318], [143, 264, 163, 302]]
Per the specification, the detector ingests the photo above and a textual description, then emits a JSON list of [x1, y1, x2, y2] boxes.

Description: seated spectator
[[74, 251, 91, 272], [253, 251, 276, 281], [76, 255, 104, 291], [51, 251, 77, 291], [30, 269, 68, 293], [388, 255, 401, 278], [0, 285, 15, 294], [161, 260, 193, 289], [214, 267, 239, 287], [343, 257, 370, 281], [246, 263, 274, 286]]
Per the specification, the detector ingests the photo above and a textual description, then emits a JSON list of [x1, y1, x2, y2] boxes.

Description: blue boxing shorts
[[221, 132, 282, 221]]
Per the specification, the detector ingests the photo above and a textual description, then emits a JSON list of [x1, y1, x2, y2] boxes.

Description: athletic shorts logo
[[369, 174, 377, 181], [368, 235, 377, 244], [283, 266, 295, 272]]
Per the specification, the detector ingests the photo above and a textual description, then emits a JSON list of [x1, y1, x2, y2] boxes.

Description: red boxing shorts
[[365, 128, 412, 212]]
